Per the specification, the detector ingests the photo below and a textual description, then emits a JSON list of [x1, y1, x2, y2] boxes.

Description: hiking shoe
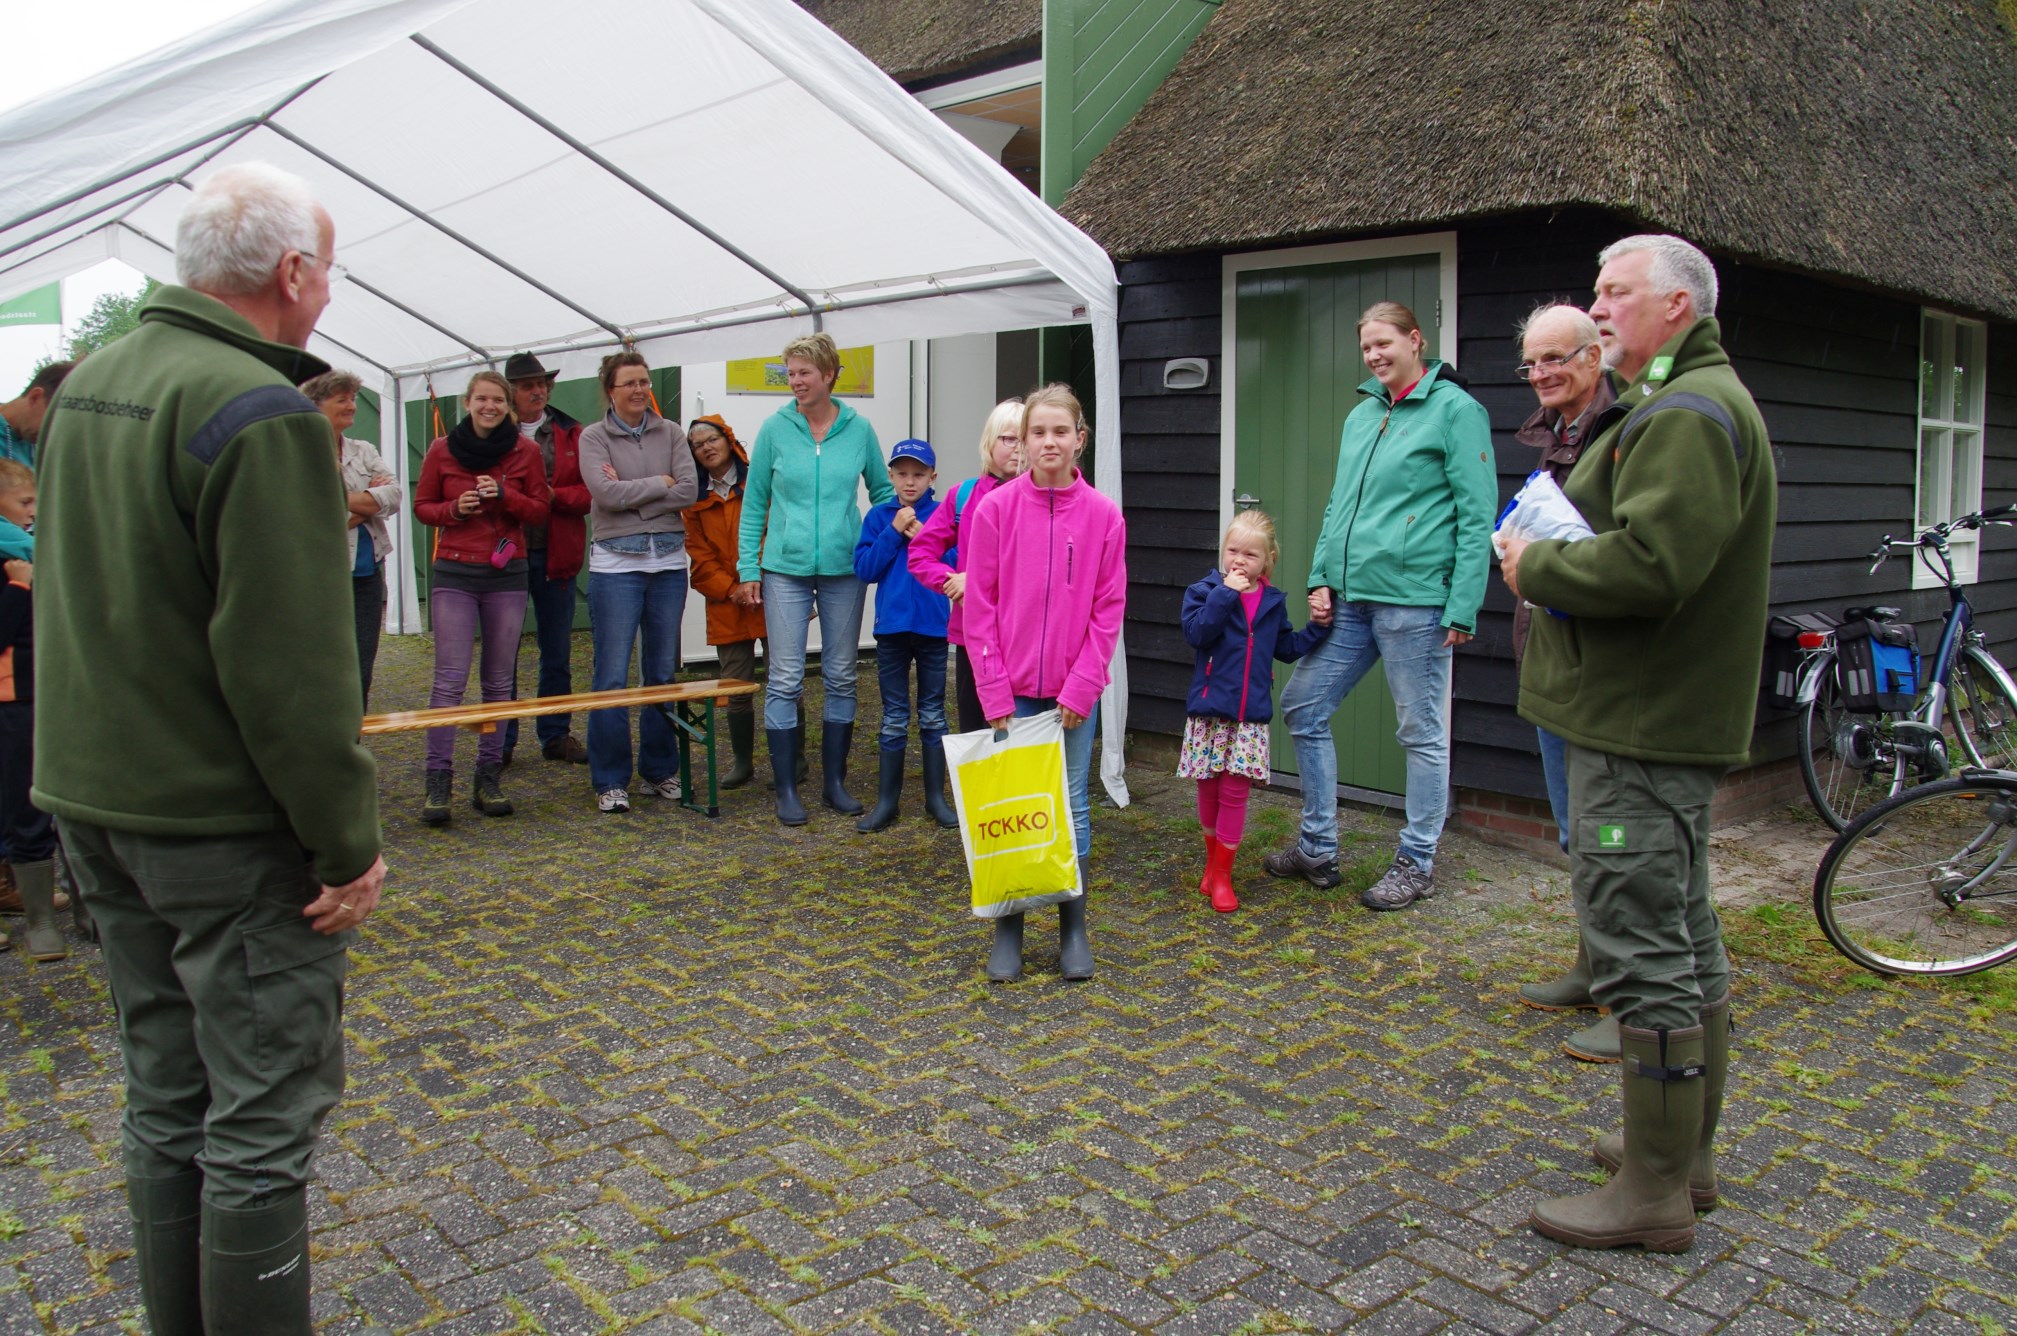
[[1261, 841, 1342, 890], [597, 787, 631, 814], [543, 734, 589, 764], [1361, 854, 1434, 911], [641, 775, 683, 801], [471, 763, 514, 817]]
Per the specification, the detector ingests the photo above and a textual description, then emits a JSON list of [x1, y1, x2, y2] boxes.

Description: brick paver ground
[[4, 634, 2015, 1333]]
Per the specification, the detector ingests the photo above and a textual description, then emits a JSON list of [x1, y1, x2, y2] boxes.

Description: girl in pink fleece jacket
[[963, 383, 1128, 985]]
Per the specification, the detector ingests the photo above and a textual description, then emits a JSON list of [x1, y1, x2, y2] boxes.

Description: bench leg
[[657, 699, 720, 819]]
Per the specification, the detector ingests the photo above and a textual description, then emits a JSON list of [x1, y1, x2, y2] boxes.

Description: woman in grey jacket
[[578, 352, 699, 812]]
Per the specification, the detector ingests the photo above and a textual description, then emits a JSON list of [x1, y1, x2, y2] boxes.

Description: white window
[[1914, 310, 1988, 586]]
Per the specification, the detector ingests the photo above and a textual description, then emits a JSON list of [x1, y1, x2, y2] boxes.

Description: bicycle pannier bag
[[1835, 618, 1919, 713], [1762, 611, 1839, 711]]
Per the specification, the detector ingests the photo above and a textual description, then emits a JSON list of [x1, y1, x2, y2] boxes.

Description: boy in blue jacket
[[853, 439, 958, 832]]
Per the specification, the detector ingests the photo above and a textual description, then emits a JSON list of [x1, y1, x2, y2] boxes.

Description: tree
[[63, 279, 158, 360]]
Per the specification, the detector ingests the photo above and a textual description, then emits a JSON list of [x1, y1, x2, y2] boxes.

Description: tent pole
[[387, 378, 410, 636], [0, 177, 182, 264], [0, 121, 258, 236], [410, 34, 825, 334], [262, 122, 628, 342]]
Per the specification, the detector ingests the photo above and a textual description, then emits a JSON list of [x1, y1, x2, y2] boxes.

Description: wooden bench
[[363, 679, 762, 817]]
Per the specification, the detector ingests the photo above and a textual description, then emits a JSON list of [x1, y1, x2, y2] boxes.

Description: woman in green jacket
[[1263, 301, 1498, 911], [733, 332, 894, 825]]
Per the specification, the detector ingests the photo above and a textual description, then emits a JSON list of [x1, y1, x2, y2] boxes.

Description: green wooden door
[[1232, 253, 1443, 794]]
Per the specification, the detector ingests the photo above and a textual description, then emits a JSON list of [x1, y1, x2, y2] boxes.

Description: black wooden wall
[[1113, 211, 2017, 798]]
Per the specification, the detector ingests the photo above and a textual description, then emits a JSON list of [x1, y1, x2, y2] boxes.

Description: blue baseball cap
[[888, 438, 936, 468]]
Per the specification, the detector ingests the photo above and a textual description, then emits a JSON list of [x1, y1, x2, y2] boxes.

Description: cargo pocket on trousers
[[1573, 812, 1679, 937], [244, 922, 351, 1071]]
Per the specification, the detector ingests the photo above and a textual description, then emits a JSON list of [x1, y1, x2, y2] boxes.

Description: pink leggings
[[1197, 773, 1253, 846]]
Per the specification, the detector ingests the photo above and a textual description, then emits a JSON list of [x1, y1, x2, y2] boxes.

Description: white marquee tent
[[0, 0, 1131, 803]]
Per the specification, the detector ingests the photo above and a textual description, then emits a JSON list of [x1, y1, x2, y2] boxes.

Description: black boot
[[722, 712, 756, 789], [920, 730, 958, 829], [128, 1170, 203, 1336], [471, 762, 513, 817], [857, 747, 904, 832], [1058, 892, 1093, 981], [768, 728, 807, 826], [986, 913, 1025, 982], [420, 770, 453, 825], [201, 1188, 313, 1335], [821, 722, 863, 814]]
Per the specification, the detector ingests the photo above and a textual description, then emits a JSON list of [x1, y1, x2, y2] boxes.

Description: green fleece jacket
[[1517, 318, 1777, 766], [1306, 361, 1497, 632], [737, 398, 894, 581], [33, 286, 381, 885]]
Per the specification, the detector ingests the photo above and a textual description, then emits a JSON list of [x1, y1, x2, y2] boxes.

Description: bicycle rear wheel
[[1798, 654, 1906, 831], [1813, 775, 2017, 976], [1947, 646, 2017, 771]]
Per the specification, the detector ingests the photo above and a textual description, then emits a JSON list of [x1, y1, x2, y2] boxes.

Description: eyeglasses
[[1515, 344, 1592, 380], [996, 434, 1021, 445], [612, 378, 655, 391], [300, 252, 348, 282]]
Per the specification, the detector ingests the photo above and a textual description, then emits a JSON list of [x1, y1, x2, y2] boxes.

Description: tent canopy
[[0, 0, 1116, 390], [0, 0, 1130, 803]]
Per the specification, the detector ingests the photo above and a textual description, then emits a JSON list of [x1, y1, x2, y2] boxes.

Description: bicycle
[[1812, 769, 2017, 975], [1794, 503, 2017, 831]]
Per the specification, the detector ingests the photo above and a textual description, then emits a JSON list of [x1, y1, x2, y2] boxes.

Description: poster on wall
[[727, 346, 875, 396]]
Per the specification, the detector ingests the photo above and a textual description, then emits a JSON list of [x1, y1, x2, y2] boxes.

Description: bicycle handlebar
[[1868, 503, 2017, 573]]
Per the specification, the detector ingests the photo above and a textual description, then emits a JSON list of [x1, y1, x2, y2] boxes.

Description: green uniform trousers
[[65, 822, 352, 1208], [1566, 744, 1729, 1031]]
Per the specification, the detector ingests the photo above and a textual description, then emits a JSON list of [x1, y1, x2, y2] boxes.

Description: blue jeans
[[876, 633, 949, 750], [1278, 601, 1452, 870], [504, 547, 579, 755], [761, 573, 865, 731], [586, 568, 687, 791], [1012, 697, 1097, 860], [1538, 726, 1571, 852]]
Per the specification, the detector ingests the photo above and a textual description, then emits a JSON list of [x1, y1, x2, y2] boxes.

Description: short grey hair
[[299, 369, 364, 404], [1514, 302, 1599, 350], [1598, 234, 1718, 318], [175, 163, 323, 296]]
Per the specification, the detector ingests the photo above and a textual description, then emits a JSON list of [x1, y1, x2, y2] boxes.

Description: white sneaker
[[597, 787, 631, 813], [641, 775, 682, 801]]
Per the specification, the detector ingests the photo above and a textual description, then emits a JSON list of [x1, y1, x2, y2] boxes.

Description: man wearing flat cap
[[502, 352, 592, 764]]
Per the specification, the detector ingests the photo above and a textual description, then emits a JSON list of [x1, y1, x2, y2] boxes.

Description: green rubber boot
[[128, 1170, 204, 1336], [1519, 935, 1599, 1011], [18, 859, 66, 961], [1595, 994, 1728, 1209], [1532, 1022, 1705, 1253], [1564, 1012, 1621, 1063], [722, 711, 756, 789], [201, 1188, 313, 1334]]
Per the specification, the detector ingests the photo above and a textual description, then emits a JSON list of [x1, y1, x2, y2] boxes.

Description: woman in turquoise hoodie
[[734, 333, 895, 825], [1262, 301, 1497, 912]]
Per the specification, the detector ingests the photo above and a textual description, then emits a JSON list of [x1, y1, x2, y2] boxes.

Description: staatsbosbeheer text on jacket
[[962, 468, 1127, 723], [1181, 572, 1331, 723]]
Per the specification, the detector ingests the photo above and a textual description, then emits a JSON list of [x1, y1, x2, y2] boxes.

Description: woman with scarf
[[578, 352, 699, 814], [412, 369, 548, 824]]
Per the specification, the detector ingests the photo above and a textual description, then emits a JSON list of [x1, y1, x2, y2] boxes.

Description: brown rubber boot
[[1594, 994, 1728, 1209], [1532, 1022, 1705, 1253]]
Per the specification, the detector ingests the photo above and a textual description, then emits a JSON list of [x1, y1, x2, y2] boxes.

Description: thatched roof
[[1062, 0, 2017, 321], [797, 0, 1041, 85]]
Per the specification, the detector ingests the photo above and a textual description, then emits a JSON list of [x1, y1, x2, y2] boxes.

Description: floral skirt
[[1177, 715, 1272, 783]]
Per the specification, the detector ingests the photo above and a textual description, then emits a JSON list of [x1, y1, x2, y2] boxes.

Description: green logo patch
[[1598, 824, 1627, 850], [1646, 355, 1674, 383]]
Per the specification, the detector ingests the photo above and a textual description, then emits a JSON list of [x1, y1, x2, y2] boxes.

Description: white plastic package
[[1493, 470, 1595, 559]]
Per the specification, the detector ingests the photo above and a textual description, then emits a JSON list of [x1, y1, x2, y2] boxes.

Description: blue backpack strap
[[952, 476, 979, 540]]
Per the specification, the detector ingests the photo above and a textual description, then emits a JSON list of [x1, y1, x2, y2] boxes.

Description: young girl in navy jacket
[[1180, 510, 1330, 912]]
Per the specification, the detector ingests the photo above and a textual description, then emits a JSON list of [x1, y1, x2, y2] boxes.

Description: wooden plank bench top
[[361, 679, 761, 817], [361, 679, 760, 735]]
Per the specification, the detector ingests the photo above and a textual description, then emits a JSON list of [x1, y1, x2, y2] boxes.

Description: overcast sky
[[1, 1, 266, 394]]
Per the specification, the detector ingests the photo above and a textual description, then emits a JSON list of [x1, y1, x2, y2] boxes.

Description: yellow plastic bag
[[942, 710, 1083, 918]]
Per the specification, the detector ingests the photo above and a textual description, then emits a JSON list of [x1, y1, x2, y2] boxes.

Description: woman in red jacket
[[413, 370, 549, 824]]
